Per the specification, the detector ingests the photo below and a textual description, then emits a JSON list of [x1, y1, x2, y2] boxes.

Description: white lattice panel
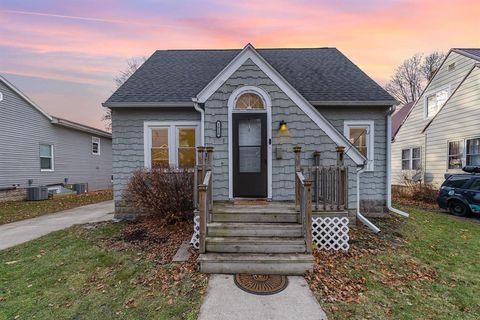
[[190, 215, 200, 249], [312, 217, 350, 251]]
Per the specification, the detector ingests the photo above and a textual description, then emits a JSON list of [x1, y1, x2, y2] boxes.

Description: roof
[[391, 102, 414, 139], [453, 48, 480, 61], [0, 75, 111, 138], [105, 46, 394, 105]]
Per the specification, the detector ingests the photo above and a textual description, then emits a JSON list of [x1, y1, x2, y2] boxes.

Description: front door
[[232, 113, 267, 197]]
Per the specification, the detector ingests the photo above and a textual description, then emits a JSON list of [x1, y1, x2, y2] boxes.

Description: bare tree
[[385, 51, 445, 104], [421, 51, 446, 81], [385, 53, 424, 104], [102, 57, 147, 130]]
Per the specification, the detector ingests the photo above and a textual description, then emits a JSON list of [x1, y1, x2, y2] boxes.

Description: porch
[[193, 146, 350, 275]]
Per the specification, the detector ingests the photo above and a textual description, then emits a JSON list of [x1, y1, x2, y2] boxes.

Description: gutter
[[356, 166, 381, 233], [386, 106, 409, 217], [192, 98, 205, 145]]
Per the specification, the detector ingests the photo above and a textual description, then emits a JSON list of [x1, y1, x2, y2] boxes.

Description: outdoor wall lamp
[[278, 120, 288, 133]]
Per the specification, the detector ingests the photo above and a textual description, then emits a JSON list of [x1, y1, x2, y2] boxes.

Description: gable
[[197, 45, 368, 165]]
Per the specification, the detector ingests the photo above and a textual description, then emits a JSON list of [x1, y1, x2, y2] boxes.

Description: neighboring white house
[[0, 75, 113, 201], [392, 48, 480, 187]]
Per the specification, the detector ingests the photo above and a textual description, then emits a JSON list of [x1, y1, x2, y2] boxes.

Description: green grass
[[327, 205, 480, 319], [0, 190, 113, 225], [0, 222, 206, 319]]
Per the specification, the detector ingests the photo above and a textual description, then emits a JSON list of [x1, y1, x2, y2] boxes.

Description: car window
[[469, 179, 480, 191], [444, 176, 470, 188]]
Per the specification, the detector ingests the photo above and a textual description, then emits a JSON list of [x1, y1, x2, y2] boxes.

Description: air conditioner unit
[[72, 183, 88, 194], [27, 186, 49, 201]]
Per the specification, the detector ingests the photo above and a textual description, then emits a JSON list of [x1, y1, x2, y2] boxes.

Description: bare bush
[[124, 168, 194, 223], [392, 181, 438, 204]]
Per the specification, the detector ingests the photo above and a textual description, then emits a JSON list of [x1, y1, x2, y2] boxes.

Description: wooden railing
[[195, 146, 214, 254], [294, 146, 348, 212], [295, 171, 313, 254]]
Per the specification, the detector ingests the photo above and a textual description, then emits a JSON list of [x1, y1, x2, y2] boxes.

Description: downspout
[[386, 106, 409, 217], [192, 98, 205, 146], [356, 166, 381, 233]]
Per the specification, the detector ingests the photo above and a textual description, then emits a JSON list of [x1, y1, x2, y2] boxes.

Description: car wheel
[[448, 200, 470, 217]]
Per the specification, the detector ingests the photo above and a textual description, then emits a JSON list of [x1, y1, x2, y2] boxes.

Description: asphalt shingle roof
[[106, 48, 394, 104], [455, 48, 480, 60], [391, 102, 414, 139]]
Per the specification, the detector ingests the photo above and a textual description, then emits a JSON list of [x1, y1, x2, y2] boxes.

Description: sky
[[1, 0, 479, 131]]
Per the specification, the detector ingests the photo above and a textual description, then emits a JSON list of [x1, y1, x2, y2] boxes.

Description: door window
[[238, 119, 261, 173]]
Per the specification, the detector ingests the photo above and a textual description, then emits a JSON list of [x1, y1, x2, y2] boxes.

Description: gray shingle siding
[[111, 108, 200, 211], [0, 81, 112, 191]]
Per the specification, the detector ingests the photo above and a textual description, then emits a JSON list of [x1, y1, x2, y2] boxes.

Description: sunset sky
[[1, 0, 479, 130]]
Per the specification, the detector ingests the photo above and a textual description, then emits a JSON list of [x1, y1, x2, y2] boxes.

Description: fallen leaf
[[5, 260, 18, 265]]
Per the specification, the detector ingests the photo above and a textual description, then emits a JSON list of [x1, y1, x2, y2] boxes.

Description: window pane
[[178, 148, 196, 168], [448, 141, 463, 169], [178, 128, 195, 147], [152, 128, 168, 148], [402, 160, 410, 170], [445, 177, 469, 188], [151, 148, 169, 168], [412, 148, 421, 159], [239, 119, 261, 146], [92, 142, 99, 154], [402, 149, 410, 160], [235, 93, 264, 109], [466, 138, 480, 166], [349, 127, 368, 157], [239, 146, 261, 172], [412, 159, 421, 170], [40, 157, 52, 170], [40, 144, 52, 157], [427, 90, 448, 117], [470, 179, 480, 191]]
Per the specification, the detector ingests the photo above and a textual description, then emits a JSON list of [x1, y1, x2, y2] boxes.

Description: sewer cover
[[234, 274, 288, 295]]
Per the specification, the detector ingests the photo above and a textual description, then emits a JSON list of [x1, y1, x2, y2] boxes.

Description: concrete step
[[206, 236, 306, 253], [207, 222, 303, 237], [212, 212, 299, 223], [199, 253, 314, 275]]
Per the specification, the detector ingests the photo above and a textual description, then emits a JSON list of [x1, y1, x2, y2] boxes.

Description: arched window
[[235, 92, 264, 110]]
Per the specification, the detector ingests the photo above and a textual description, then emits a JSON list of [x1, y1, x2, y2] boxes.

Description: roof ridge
[[154, 47, 335, 53]]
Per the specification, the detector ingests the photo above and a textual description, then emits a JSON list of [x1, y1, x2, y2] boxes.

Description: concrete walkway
[[198, 274, 327, 320], [0, 200, 114, 250]]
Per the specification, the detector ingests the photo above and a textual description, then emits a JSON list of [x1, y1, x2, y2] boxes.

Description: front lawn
[[0, 219, 207, 319], [306, 204, 480, 319], [0, 189, 113, 225]]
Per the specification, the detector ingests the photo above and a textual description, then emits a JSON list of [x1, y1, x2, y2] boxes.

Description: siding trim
[[195, 43, 368, 166], [343, 120, 375, 171]]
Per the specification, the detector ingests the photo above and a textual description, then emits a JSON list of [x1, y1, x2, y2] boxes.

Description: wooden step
[[206, 236, 306, 253], [212, 212, 298, 223], [199, 253, 314, 275], [207, 222, 302, 237]]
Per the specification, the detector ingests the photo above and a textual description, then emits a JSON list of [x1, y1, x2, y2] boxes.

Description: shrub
[[392, 181, 438, 204], [124, 168, 194, 223]]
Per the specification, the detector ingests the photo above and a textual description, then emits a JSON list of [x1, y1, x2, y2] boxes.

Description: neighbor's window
[[40, 144, 53, 171], [147, 123, 198, 168], [401, 147, 421, 170], [235, 93, 264, 109], [92, 137, 100, 155], [466, 138, 480, 166], [344, 121, 374, 171], [448, 140, 463, 169], [426, 89, 448, 117]]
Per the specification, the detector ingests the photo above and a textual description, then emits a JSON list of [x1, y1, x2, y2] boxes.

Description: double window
[[344, 121, 374, 171], [401, 147, 421, 170], [425, 88, 449, 118], [40, 144, 54, 171], [144, 122, 198, 169], [448, 138, 480, 169], [92, 137, 100, 155]]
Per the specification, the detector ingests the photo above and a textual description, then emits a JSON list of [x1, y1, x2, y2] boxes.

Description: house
[[104, 44, 397, 274], [0, 75, 112, 201], [391, 48, 480, 187], [391, 102, 414, 140]]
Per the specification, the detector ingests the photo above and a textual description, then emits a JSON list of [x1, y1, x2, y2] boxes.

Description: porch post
[[294, 146, 302, 209], [313, 151, 321, 211], [336, 146, 345, 210], [304, 179, 313, 253], [198, 184, 207, 253], [206, 147, 214, 213]]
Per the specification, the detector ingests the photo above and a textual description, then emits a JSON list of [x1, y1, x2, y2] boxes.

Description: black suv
[[437, 167, 480, 217]]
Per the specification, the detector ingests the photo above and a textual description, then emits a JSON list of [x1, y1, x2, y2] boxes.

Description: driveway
[[0, 200, 114, 250]]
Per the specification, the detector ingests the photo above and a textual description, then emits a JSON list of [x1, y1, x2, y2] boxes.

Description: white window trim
[[344, 120, 374, 171], [401, 147, 421, 171], [446, 139, 464, 171], [423, 85, 451, 119], [92, 136, 101, 155], [143, 121, 200, 168], [228, 86, 272, 199], [40, 144, 54, 172]]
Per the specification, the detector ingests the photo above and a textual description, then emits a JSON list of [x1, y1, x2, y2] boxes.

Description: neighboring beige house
[[392, 48, 480, 187]]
